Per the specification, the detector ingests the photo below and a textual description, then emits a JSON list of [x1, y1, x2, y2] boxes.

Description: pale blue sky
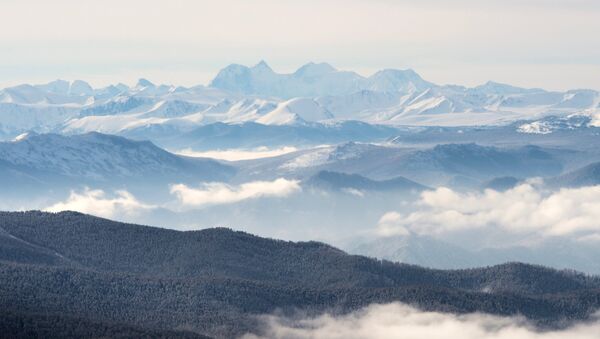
[[1, 0, 599, 90]]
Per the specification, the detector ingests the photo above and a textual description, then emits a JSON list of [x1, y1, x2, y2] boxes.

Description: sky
[[1, 0, 600, 90]]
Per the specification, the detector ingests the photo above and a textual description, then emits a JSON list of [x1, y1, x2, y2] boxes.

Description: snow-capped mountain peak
[[69, 80, 94, 96], [1, 62, 600, 140], [257, 97, 334, 125], [252, 60, 274, 73], [136, 78, 155, 88], [0, 132, 233, 181], [294, 62, 337, 77], [39, 80, 70, 94], [473, 81, 534, 95], [366, 69, 432, 93]]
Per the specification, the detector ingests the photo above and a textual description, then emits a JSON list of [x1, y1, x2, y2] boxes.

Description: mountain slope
[[235, 142, 565, 187], [0, 132, 235, 186], [549, 161, 600, 187], [256, 98, 334, 125], [1, 211, 599, 337], [0, 311, 208, 339]]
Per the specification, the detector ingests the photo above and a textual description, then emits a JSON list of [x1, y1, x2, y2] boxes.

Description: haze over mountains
[[5, 0, 600, 335], [2, 128, 600, 275], [3, 62, 600, 338]]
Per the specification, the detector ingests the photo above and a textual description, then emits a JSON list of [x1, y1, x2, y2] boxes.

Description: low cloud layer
[[243, 303, 600, 339], [41, 179, 302, 219], [170, 178, 301, 207], [377, 184, 600, 241], [44, 188, 153, 218], [175, 146, 298, 161]]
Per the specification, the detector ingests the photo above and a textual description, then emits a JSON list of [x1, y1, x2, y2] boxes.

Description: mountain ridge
[[0, 132, 235, 188], [1, 211, 600, 337], [1, 62, 599, 141]]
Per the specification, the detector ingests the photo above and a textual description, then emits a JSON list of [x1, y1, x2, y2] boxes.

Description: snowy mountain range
[[1, 130, 585, 193], [0, 132, 234, 190], [3, 61, 600, 282], [227, 141, 580, 188], [209, 61, 434, 98], [1, 61, 599, 143], [0, 131, 592, 192]]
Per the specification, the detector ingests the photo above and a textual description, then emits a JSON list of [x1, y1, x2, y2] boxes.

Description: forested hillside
[[1, 211, 599, 338]]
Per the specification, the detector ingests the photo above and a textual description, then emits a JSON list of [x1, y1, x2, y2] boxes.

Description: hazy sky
[[1, 0, 599, 90]]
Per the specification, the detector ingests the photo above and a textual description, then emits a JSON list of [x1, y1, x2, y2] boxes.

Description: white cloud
[[175, 146, 298, 161], [377, 184, 600, 239], [243, 303, 600, 339], [44, 188, 153, 218], [341, 188, 365, 197], [170, 178, 301, 207], [377, 212, 409, 236]]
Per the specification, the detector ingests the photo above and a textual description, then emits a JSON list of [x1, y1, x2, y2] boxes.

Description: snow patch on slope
[[257, 98, 334, 125]]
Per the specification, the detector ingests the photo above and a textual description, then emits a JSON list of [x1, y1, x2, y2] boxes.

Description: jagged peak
[[252, 60, 273, 72]]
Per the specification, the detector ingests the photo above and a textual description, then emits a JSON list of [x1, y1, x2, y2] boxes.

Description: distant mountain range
[[1, 131, 593, 192], [143, 120, 399, 151], [1, 61, 599, 143], [305, 170, 427, 193], [234, 141, 570, 187], [209, 61, 433, 98], [1, 211, 599, 338], [0, 132, 234, 192]]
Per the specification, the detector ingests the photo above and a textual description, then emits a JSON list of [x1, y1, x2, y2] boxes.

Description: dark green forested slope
[[0, 310, 209, 339], [0, 211, 599, 338]]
